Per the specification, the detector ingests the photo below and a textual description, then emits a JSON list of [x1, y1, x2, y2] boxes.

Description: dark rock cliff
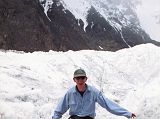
[[0, 0, 56, 52]]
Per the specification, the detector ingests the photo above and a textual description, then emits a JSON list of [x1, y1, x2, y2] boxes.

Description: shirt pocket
[[69, 100, 77, 112], [69, 100, 76, 105], [85, 97, 93, 104], [69, 100, 76, 108]]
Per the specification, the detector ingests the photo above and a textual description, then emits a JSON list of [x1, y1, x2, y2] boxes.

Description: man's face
[[74, 76, 87, 85]]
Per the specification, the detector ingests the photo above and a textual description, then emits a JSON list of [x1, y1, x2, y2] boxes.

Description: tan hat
[[74, 69, 86, 78]]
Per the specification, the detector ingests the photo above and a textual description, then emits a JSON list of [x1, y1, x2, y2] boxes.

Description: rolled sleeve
[[96, 91, 132, 118]]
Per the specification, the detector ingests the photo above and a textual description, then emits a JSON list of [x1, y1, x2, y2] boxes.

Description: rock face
[[0, 0, 159, 52], [0, 0, 56, 52]]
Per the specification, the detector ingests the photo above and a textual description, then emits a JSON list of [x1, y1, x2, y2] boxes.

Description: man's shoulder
[[87, 85, 100, 93], [67, 86, 76, 94]]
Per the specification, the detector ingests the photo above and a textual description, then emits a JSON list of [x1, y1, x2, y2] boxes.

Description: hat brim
[[74, 74, 86, 78]]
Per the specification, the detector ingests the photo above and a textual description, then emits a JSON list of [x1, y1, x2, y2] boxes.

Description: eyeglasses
[[75, 76, 86, 80]]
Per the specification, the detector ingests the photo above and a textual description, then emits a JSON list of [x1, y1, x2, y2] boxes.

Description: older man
[[52, 69, 136, 119]]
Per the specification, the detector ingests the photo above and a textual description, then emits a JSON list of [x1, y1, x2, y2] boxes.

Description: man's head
[[73, 69, 87, 84], [73, 69, 86, 78]]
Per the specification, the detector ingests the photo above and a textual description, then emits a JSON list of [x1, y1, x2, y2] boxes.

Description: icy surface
[[0, 44, 160, 119]]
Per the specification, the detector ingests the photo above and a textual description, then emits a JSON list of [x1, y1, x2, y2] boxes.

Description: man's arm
[[52, 93, 69, 119], [96, 91, 132, 118]]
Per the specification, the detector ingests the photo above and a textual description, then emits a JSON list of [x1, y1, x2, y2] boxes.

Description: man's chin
[[78, 83, 84, 85]]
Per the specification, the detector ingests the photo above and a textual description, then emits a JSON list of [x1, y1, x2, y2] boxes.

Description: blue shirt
[[52, 85, 132, 119]]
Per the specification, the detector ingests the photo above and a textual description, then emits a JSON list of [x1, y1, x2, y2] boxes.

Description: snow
[[39, 0, 53, 21], [60, 0, 91, 31], [0, 44, 160, 119], [136, 0, 160, 42], [40, 0, 160, 42]]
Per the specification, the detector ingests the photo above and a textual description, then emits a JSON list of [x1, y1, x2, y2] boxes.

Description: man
[[52, 69, 136, 119]]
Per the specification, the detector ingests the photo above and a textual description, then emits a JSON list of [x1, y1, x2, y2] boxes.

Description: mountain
[[0, 0, 159, 52]]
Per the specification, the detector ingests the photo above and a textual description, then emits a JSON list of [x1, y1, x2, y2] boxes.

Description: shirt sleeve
[[96, 91, 132, 118], [52, 93, 69, 119]]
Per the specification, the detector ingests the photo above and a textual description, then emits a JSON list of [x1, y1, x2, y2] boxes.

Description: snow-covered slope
[[60, 0, 160, 42], [0, 43, 160, 119], [62, 0, 139, 30], [40, 0, 160, 42], [136, 0, 160, 42], [41, 0, 139, 31]]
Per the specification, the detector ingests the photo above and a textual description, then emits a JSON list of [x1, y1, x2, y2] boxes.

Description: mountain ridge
[[0, 0, 159, 52]]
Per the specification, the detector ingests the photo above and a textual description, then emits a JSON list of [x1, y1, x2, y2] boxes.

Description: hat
[[74, 69, 86, 78]]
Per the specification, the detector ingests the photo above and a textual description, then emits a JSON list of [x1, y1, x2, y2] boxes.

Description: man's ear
[[85, 77, 88, 81], [73, 78, 76, 82]]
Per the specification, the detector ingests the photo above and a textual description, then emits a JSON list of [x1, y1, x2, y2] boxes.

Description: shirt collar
[[73, 84, 91, 93]]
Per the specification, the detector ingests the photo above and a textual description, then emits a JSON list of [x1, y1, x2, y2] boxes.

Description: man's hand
[[131, 113, 136, 118]]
